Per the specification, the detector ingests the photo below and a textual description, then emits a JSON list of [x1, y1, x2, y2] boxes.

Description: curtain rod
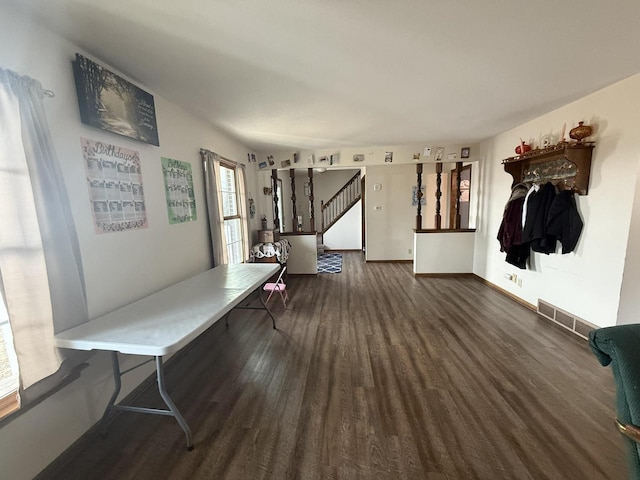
[[200, 148, 245, 168], [1, 67, 55, 98]]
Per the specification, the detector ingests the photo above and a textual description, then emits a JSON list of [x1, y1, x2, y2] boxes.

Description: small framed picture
[[258, 161, 268, 169], [293, 152, 299, 163], [385, 152, 393, 163], [461, 147, 470, 159], [267, 155, 275, 166], [353, 154, 365, 162], [330, 154, 338, 165], [281, 159, 291, 168], [413, 152, 420, 160], [319, 156, 329, 164]]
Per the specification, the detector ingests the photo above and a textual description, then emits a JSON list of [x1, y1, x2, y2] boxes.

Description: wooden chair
[[263, 266, 288, 307]]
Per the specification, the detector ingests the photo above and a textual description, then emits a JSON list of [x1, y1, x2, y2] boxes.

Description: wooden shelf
[[502, 142, 594, 195]]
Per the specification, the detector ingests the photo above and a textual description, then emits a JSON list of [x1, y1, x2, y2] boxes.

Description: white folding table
[[54, 263, 280, 450]]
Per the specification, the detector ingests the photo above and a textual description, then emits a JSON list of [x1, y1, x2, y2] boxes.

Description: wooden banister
[[320, 171, 361, 234]]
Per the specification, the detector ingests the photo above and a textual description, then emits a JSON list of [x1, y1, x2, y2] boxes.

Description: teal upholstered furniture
[[590, 325, 640, 479]]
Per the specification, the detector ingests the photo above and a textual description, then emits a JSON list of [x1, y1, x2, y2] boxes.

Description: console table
[[54, 263, 280, 450]]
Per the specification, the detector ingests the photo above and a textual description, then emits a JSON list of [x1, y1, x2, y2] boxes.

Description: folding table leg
[[155, 356, 193, 451], [99, 351, 122, 438], [259, 290, 277, 330], [98, 352, 193, 450], [231, 287, 278, 329]]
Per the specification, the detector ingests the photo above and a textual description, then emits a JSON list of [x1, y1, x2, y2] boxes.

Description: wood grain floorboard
[[39, 253, 626, 480]]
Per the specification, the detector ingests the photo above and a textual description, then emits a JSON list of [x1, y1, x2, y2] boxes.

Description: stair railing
[[320, 171, 361, 235]]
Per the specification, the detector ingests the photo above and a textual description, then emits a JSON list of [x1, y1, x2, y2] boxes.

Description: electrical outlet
[[517, 278, 523, 287], [408, 248, 412, 254], [512, 274, 518, 283], [504, 273, 513, 281]]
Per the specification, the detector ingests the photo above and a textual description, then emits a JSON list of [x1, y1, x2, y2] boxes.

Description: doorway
[[274, 178, 284, 233], [450, 165, 471, 229]]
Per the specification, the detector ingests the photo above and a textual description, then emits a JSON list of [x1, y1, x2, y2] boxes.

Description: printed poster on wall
[[161, 157, 197, 224], [81, 137, 148, 234]]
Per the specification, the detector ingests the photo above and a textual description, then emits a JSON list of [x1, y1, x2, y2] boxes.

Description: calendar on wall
[[161, 157, 197, 224], [82, 137, 148, 234]]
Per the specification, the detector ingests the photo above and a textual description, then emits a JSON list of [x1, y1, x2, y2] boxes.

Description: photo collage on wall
[[82, 137, 148, 234], [161, 157, 197, 224]]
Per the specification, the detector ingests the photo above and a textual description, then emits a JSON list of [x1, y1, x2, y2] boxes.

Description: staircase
[[319, 171, 362, 251]]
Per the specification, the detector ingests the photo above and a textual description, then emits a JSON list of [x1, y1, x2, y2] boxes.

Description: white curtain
[[237, 165, 250, 262], [201, 149, 228, 266], [0, 68, 88, 390]]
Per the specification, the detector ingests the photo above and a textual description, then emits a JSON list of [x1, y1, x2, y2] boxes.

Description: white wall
[[616, 162, 640, 325], [365, 164, 416, 261], [323, 200, 362, 250], [474, 73, 640, 328], [0, 8, 258, 479], [414, 232, 475, 274], [281, 234, 318, 274]]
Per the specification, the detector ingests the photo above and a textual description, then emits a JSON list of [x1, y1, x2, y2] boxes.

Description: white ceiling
[[7, 0, 640, 152]]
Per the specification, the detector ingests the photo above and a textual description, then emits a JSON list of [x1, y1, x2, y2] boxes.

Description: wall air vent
[[537, 300, 596, 340]]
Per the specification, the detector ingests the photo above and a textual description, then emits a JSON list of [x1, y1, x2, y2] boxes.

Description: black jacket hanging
[[547, 190, 583, 253], [522, 182, 557, 254], [498, 184, 530, 269]]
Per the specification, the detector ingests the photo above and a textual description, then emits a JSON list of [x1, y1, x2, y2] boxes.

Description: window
[[220, 164, 244, 264], [0, 292, 20, 418]]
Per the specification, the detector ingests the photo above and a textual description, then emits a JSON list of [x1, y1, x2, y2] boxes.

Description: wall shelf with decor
[[502, 142, 595, 195]]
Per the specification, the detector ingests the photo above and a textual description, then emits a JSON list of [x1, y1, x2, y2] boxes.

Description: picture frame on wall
[[72, 53, 160, 146], [461, 147, 470, 159]]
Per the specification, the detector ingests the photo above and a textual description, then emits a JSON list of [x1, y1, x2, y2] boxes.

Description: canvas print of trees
[[73, 53, 160, 146]]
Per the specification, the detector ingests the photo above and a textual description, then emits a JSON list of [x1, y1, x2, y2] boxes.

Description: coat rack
[[502, 142, 594, 195]]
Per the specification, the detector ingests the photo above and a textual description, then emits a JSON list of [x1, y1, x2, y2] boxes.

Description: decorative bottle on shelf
[[569, 121, 593, 143], [261, 216, 268, 230]]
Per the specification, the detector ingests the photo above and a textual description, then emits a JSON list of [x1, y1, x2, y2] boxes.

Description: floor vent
[[537, 300, 596, 340]]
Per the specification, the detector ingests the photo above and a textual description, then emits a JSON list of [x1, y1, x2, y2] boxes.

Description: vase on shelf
[[515, 142, 532, 155], [569, 121, 593, 143]]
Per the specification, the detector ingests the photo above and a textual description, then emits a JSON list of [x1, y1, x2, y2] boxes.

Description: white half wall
[[474, 73, 640, 328], [281, 234, 318, 274], [413, 232, 475, 274]]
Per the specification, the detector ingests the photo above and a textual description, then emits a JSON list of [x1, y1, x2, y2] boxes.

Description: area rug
[[317, 253, 342, 274]]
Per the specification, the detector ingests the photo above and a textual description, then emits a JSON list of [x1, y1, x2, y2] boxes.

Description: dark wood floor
[[42, 253, 626, 479]]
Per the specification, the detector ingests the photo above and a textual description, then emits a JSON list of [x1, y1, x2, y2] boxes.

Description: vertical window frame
[[219, 161, 245, 264]]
